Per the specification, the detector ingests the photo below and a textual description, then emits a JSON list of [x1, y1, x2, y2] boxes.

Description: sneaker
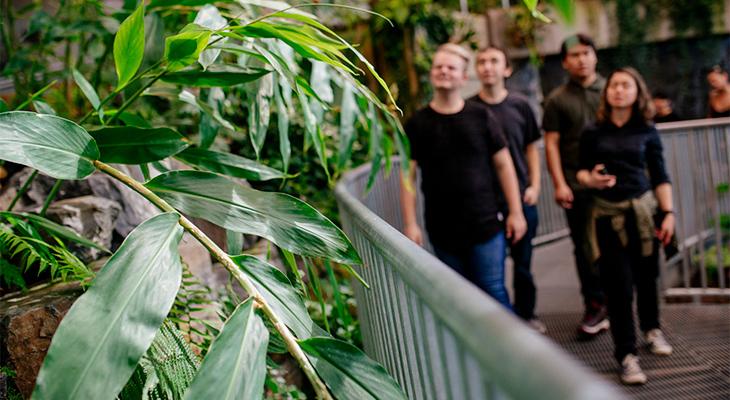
[[528, 318, 547, 334], [645, 329, 673, 355], [578, 303, 610, 338], [620, 354, 647, 385]]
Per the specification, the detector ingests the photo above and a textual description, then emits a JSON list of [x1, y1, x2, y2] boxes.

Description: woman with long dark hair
[[576, 67, 675, 385]]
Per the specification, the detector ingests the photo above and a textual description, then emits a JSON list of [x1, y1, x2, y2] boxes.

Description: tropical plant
[[1, 1, 410, 399]]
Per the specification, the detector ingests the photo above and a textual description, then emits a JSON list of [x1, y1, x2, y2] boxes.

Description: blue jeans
[[510, 204, 539, 320], [433, 232, 512, 310]]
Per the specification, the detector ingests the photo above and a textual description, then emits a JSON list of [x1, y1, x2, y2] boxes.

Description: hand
[[586, 164, 617, 190], [554, 184, 574, 209], [523, 185, 540, 206], [505, 212, 527, 244], [404, 223, 424, 246], [656, 213, 675, 246]]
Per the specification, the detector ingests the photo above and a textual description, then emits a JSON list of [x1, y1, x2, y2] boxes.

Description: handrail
[[335, 165, 624, 399]]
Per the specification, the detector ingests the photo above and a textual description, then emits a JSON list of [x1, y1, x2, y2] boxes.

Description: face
[[707, 70, 728, 90], [430, 51, 468, 91], [561, 43, 598, 80], [653, 98, 671, 115], [475, 48, 511, 86], [606, 72, 639, 109]]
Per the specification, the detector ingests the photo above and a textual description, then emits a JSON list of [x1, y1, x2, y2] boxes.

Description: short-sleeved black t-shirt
[[578, 119, 670, 202], [468, 93, 541, 194], [405, 101, 507, 249], [542, 77, 605, 191]]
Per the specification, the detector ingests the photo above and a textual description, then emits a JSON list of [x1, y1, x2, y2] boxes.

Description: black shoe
[[577, 303, 609, 339]]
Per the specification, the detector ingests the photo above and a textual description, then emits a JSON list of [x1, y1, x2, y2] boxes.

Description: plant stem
[[7, 170, 38, 211], [94, 161, 333, 400], [105, 69, 167, 125], [40, 179, 63, 216]]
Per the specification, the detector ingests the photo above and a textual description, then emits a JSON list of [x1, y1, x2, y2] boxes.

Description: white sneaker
[[645, 329, 673, 356], [620, 354, 647, 385], [528, 318, 547, 334]]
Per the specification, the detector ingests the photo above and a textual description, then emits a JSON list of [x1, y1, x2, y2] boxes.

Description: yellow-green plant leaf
[[0, 212, 108, 252], [0, 111, 99, 179], [164, 24, 212, 72], [145, 170, 360, 265], [114, 4, 146, 89], [299, 337, 407, 400], [32, 213, 184, 400], [90, 126, 190, 164], [183, 298, 268, 400], [232, 255, 325, 339], [174, 147, 285, 181]]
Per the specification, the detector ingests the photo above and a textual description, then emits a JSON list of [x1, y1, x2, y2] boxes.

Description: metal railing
[[335, 167, 623, 400]]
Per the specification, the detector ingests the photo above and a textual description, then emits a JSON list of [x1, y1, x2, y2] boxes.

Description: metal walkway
[[528, 239, 730, 399]]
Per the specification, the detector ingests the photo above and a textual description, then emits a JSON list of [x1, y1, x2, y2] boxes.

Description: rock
[[45, 196, 121, 261], [0, 282, 82, 399]]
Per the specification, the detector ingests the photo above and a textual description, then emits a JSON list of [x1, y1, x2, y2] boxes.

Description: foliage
[[2, 1, 409, 399], [0, 212, 97, 292]]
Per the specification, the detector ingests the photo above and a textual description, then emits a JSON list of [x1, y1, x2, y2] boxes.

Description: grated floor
[[542, 305, 730, 400]]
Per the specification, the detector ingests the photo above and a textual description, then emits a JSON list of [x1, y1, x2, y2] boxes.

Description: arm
[[492, 148, 526, 243], [523, 142, 541, 205], [544, 131, 574, 208], [400, 160, 423, 245], [654, 183, 675, 245]]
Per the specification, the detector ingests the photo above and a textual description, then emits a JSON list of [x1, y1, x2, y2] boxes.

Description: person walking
[[706, 65, 730, 118], [543, 34, 608, 338], [469, 46, 545, 332], [577, 67, 674, 385], [400, 43, 527, 310]]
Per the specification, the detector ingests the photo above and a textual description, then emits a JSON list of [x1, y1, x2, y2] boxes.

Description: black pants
[[596, 212, 661, 362], [565, 192, 605, 309], [511, 204, 539, 320]]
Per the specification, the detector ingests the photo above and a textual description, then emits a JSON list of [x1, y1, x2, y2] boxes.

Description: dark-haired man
[[543, 34, 608, 338], [400, 43, 526, 310], [469, 46, 545, 332]]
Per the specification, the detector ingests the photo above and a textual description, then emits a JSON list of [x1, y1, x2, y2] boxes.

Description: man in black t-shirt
[[469, 46, 545, 332], [400, 43, 526, 310], [543, 34, 608, 338]]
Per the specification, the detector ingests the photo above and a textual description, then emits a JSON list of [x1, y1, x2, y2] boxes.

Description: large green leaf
[[32, 213, 184, 400], [0, 111, 99, 179], [164, 24, 212, 72], [273, 75, 291, 173], [145, 171, 360, 265], [174, 147, 285, 181], [0, 212, 109, 252], [90, 126, 190, 164], [114, 4, 146, 89], [183, 297, 268, 400], [299, 337, 407, 400], [194, 4, 227, 70], [232, 255, 325, 339], [161, 65, 270, 87]]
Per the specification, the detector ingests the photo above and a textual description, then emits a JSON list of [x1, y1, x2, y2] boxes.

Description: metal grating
[[542, 305, 730, 399]]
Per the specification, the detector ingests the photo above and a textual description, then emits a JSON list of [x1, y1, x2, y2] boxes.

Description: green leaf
[[296, 89, 329, 179], [0, 99, 8, 112], [32, 100, 56, 115], [183, 298, 268, 400], [273, 76, 291, 173], [164, 24, 212, 72], [299, 337, 406, 400], [337, 81, 358, 170], [547, 0, 573, 23], [72, 69, 102, 121], [90, 126, 190, 164], [0, 111, 99, 179], [149, 0, 230, 7], [174, 147, 285, 181], [32, 213, 184, 400], [0, 212, 109, 252], [194, 4, 227, 70], [231, 255, 325, 339], [145, 171, 360, 265], [114, 4, 146, 89], [161, 66, 270, 87], [226, 230, 243, 254], [0, 259, 27, 290], [717, 182, 730, 194]]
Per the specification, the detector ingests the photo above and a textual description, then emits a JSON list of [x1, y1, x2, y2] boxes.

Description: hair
[[435, 43, 471, 69], [476, 45, 511, 69], [560, 33, 596, 60], [707, 64, 728, 76], [652, 90, 670, 100], [597, 67, 655, 123]]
